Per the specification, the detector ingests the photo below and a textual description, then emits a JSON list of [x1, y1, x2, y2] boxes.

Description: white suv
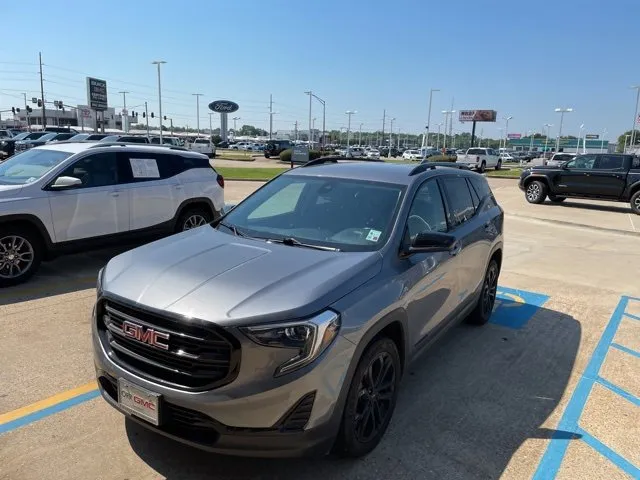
[[0, 142, 225, 286], [190, 138, 216, 158]]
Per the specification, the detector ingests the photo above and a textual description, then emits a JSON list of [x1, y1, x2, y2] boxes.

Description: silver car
[[93, 159, 504, 458]]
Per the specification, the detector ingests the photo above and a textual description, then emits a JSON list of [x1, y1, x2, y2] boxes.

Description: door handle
[[449, 241, 462, 256], [174, 185, 183, 190], [110, 191, 120, 197]]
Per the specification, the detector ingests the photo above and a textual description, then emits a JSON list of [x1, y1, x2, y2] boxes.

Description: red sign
[[507, 133, 521, 139]]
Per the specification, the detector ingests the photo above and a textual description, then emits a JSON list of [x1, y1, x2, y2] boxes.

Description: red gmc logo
[[122, 320, 170, 350]]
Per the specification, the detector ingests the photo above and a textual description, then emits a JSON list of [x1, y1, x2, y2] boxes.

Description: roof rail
[[409, 162, 470, 176], [88, 142, 128, 148], [301, 156, 341, 167]]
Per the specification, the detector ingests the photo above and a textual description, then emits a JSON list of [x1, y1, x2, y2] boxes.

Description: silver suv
[[93, 159, 504, 458]]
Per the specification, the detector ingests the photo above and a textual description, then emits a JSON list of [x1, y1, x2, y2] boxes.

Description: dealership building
[[11, 105, 135, 131], [507, 137, 615, 154]]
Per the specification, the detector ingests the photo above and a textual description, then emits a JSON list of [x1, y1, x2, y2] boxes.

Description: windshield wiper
[[266, 237, 340, 252], [218, 221, 249, 238]]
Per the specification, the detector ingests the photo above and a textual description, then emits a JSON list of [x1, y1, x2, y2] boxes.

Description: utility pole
[[304, 91, 313, 147], [388, 118, 396, 158], [359, 123, 363, 146], [22, 93, 31, 131], [269, 94, 273, 140], [381, 109, 386, 146], [39, 52, 46, 128], [192, 93, 203, 136], [118, 91, 129, 132], [144, 102, 150, 137], [422, 88, 440, 151], [345, 111, 356, 147], [152, 60, 166, 142], [630, 86, 640, 150], [294, 121, 298, 141], [209, 112, 214, 137], [312, 117, 316, 145], [232, 116, 240, 138]]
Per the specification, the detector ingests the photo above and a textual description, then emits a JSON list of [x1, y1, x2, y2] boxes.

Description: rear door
[[439, 175, 488, 306], [590, 155, 628, 198], [117, 151, 185, 231]]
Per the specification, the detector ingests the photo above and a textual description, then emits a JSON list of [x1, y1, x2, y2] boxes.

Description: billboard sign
[[208, 100, 239, 113], [459, 110, 497, 122], [507, 133, 521, 139], [86, 77, 108, 110], [585, 134, 599, 139]]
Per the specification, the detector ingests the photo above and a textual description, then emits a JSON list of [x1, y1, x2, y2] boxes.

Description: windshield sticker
[[366, 229, 381, 242], [129, 158, 160, 178]]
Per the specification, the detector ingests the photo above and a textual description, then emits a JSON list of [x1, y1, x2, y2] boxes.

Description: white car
[[499, 152, 516, 162], [402, 149, 422, 160], [190, 138, 217, 158], [0, 143, 225, 286], [345, 146, 365, 158], [366, 149, 381, 159], [546, 152, 576, 167], [456, 147, 501, 172]]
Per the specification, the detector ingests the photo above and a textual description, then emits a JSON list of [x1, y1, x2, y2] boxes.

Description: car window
[[467, 178, 481, 206], [440, 176, 476, 227], [467, 148, 484, 155], [0, 149, 73, 185], [118, 152, 175, 182], [632, 157, 640, 169], [57, 153, 118, 188], [469, 176, 492, 200], [565, 155, 596, 169], [406, 180, 448, 237], [595, 155, 624, 170]]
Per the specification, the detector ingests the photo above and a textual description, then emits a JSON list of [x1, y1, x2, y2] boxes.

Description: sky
[[1, 0, 639, 142]]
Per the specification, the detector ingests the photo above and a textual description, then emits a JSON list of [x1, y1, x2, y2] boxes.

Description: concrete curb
[[506, 213, 640, 237]]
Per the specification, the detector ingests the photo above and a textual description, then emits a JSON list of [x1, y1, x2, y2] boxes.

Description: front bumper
[[92, 306, 355, 458]]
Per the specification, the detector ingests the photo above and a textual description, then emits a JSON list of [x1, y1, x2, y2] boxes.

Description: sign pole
[[470, 120, 477, 148]]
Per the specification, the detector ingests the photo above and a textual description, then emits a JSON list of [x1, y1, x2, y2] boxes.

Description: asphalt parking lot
[[1, 178, 638, 480]]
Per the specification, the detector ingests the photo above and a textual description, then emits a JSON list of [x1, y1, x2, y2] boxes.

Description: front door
[[47, 152, 129, 242], [401, 179, 459, 345], [555, 154, 596, 195], [590, 155, 628, 198]]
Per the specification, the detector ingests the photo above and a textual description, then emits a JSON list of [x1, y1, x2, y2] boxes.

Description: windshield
[[69, 134, 90, 141], [38, 133, 57, 142], [12, 132, 31, 141], [0, 149, 72, 185], [221, 175, 405, 252], [24, 132, 47, 141]]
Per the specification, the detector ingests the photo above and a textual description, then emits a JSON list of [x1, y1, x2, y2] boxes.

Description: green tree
[[616, 129, 640, 152]]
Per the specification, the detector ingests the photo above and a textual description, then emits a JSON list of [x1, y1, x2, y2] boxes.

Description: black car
[[379, 147, 400, 157], [0, 131, 31, 159], [14, 132, 58, 153], [99, 135, 150, 144], [519, 153, 640, 214], [264, 140, 293, 158], [44, 126, 78, 133]]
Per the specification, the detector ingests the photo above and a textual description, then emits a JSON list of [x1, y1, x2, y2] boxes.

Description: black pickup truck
[[519, 153, 640, 214]]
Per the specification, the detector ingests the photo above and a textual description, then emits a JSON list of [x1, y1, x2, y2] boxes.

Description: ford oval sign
[[208, 100, 239, 113]]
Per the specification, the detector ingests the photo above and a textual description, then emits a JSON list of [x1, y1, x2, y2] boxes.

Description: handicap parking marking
[[491, 286, 550, 329], [533, 295, 640, 480], [0, 381, 99, 435]]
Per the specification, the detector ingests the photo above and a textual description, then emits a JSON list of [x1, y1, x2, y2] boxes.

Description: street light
[[577, 123, 585, 154], [422, 88, 440, 151], [497, 127, 504, 150], [504, 115, 513, 150], [345, 111, 356, 148], [554, 107, 573, 152], [232, 116, 240, 139], [305, 92, 326, 149], [118, 91, 129, 133], [151, 60, 166, 141], [631, 86, 640, 150], [441, 110, 455, 149], [192, 93, 203, 137], [543, 123, 553, 157], [312, 117, 316, 145], [601, 128, 607, 153], [388, 117, 396, 158], [359, 122, 363, 146], [304, 91, 313, 148]]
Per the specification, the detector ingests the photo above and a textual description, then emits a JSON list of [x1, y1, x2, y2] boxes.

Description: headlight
[[241, 310, 341, 376]]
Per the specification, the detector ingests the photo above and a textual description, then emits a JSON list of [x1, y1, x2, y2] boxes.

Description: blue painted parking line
[[491, 286, 549, 329], [533, 296, 640, 480], [611, 342, 640, 360]]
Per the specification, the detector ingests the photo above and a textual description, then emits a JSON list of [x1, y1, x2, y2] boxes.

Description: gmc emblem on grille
[[122, 320, 170, 350]]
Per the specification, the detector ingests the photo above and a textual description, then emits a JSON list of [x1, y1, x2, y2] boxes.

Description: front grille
[[97, 298, 239, 390]]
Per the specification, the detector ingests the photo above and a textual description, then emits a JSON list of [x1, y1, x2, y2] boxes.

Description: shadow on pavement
[[0, 245, 129, 306], [126, 302, 581, 480], [546, 199, 633, 215]]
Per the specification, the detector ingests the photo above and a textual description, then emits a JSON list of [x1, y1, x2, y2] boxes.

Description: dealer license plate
[[118, 378, 161, 426]]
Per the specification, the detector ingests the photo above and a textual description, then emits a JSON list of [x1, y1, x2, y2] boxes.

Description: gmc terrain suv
[[93, 159, 504, 458], [0, 143, 224, 286]]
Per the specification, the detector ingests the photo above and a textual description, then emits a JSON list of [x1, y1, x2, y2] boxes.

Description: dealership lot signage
[[86, 77, 108, 110], [459, 110, 497, 122]]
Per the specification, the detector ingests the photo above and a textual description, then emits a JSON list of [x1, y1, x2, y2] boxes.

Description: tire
[[264, 153, 270, 158], [335, 337, 401, 458], [466, 259, 499, 326], [549, 195, 566, 203], [478, 161, 486, 173], [631, 191, 640, 215], [0, 226, 43, 287], [495, 160, 502, 171], [525, 180, 547, 204], [176, 207, 213, 232]]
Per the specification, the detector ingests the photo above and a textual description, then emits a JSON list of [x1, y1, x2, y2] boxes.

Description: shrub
[[427, 154, 457, 162]]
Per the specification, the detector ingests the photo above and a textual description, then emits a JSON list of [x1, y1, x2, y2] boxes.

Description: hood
[[103, 226, 382, 326]]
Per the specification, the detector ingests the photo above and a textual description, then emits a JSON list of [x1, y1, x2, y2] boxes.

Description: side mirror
[[406, 231, 457, 255], [50, 176, 82, 190]]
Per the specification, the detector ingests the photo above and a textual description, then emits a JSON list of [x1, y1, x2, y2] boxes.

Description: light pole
[[118, 91, 129, 133], [528, 130, 534, 152], [422, 88, 440, 150], [312, 117, 316, 145], [192, 93, 203, 137], [304, 91, 313, 147], [305, 92, 325, 149], [544, 123, 553, 157], [504, 115, 513, 151], [441, 110, 455, 149], [345, 111, 356, 148], [630, 86, 640, 150], [359, 123, 363, 146], [600, 128, 607, 153], [498, 128, 504, 150], [209, 112, 215, 138], [436, 122, 443, 149], [232, 116, 240, 139], [152, 61, 166, 141], [269, 109, 278, 140], [388, 117, 396, 158], [577, 123, 585, 154], [554, 107, 573, 152]]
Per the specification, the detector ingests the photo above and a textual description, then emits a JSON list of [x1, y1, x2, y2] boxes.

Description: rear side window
[[467, 148, 484, 155], [117, 152, 175, 182], [632, 157, 640, 169], [440, 176, 476, 227], [595, 155, 624, 170]]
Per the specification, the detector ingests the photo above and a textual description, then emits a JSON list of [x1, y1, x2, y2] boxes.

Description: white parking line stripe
[[628, 214, 637, 232]]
